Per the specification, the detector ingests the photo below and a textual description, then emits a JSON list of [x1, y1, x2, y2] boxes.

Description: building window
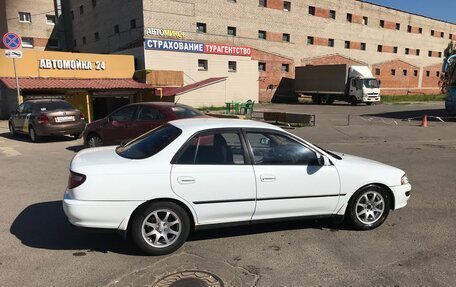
[[307, 36, 314, 45], [346, 13, 352, 22], [431, 30, 435, 36], [282, 64, 290, 72], [436, 71, 440, 77], [19, 12, 31, 23], [391, 69, 396, 76], [345, 41, 350, 49], [414, 70, 418, 77], [375, 68, 380, 76], [73, 39, 77, 47], [405, 48, 410, 55], [377, 45, 383, 52], [393, 46, 398, 54], [21, 37, 34, 48], [79, 5, 84, 15], [361, 43, 366, 51], [259, 0, 267, 7], [227, 26, 236, 36], [282, 33, 290, 42], [329, 10, 336, 19], [258, 62, 266, 72], [395, 23, 400, 30], [440, 32, 444, 38], [283, 1, 291, 11], [308, 6, 315, 16], [130, 19, 137, 29], [198, 59, 208, 71], [48, 39, 59, 48], [426, 71, 430, 77], [328, 38, 334, 47], [419, 27, 423, 33], [94, 32, 100, 41], [228, 61, 237, 72], [428, 50, 432, 57], [258, 30, 267, 39], [416, 49, 420, 56], [82, 36, 86, 45], [407, 25, 412, 33], [45, 15, 56, 25], [380, 20, 384, 27], [403, 69, 407, 76], [114, 25, 120, 34], [92, 0, 97, 8], [196, 22, 207, 33], [363, 16, 368, 25], [438, 52, 442, 58]]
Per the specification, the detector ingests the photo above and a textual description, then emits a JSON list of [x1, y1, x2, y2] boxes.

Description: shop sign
[[144, 28, 185, 39], [39, 59, 106, 70], [204, 44, 252, 57], [145, 39, 204, 53]]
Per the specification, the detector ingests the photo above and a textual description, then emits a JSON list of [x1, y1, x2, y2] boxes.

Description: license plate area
[[55, 116, 75, 123]]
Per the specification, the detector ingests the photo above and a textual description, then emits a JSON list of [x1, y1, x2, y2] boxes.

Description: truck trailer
[[295, 64, 381, 105]]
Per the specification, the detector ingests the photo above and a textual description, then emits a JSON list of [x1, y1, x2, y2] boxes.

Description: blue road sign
[[3, 33, 22, 50]]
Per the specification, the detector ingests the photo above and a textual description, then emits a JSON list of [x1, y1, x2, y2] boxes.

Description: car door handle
[[260, 175, 276, 182], [177, 176, 195, 184]]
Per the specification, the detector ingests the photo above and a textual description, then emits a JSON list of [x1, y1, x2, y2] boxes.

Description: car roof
[[169, 118, 283, 133], [25, 99, 68, 103], [127, 102, 192, 108]]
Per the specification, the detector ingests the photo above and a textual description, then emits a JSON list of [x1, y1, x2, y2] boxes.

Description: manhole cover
[[154, 270, 224, 287]]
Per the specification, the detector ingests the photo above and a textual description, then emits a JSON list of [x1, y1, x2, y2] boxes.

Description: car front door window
[[110, 106, 137, 122]]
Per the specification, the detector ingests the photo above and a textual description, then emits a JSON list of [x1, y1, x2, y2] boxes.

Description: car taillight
[[80, 113, 85, 121], [37, 114, 49, 124], [68, 171, 86, 189]]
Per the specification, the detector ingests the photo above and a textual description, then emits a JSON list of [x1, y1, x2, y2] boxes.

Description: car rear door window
[[176, 132, 246, 165], [137, 106, 166, 121], [246, 132, 318, 165], [110, 106, 137, 122]]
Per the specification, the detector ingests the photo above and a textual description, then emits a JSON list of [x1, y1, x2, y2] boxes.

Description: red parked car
[[83, 102, 206, 147]]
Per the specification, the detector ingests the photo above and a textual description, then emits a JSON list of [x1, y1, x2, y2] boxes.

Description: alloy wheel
[[141, 209, 182, 248], [355, 191, 385, 225]]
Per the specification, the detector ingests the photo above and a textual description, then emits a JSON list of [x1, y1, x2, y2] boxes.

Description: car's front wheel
[[9, 122, 16, 137], [131, 201, 190, 255], [86, 134, 103, 147], [346, 185, 391, 230], [29, 126, 40, 143]]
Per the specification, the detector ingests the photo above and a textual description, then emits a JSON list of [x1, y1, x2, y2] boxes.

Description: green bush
[[381, 94, 446, 103]]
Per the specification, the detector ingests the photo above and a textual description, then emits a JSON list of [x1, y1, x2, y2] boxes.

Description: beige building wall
[[175, 81, 227, 108], [1, 0, 60, 50], [145, 50, 259, 107]]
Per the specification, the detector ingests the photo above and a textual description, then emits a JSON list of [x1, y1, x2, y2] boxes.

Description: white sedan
[[63, 118, 411, 255]]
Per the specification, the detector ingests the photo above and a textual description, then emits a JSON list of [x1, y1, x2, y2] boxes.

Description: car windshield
[[363, 79, 379, 89], [116, 124, 182, 159], [32, 101, 74, 112], [169, 105, 204, 119]]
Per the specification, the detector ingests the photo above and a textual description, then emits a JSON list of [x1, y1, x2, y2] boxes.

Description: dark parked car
[[83, 102, 206, 147], [8, 99, 86, 142]]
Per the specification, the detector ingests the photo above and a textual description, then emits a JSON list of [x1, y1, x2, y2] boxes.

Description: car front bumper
[[390, 183, 411, 210], [63, 192, 143, 230]]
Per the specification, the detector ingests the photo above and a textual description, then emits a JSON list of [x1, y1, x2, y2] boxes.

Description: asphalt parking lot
[[0, 102, 455, 286]]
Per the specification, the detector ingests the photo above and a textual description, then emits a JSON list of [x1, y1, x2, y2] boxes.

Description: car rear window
[[32, 101, 74, 112], [116, 124, 182, 159], [169, 106, 204, 119]]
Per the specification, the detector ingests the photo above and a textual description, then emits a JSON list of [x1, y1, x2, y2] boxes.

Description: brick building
[[63, 0, 455, 101], [0, 0, 65, 50]]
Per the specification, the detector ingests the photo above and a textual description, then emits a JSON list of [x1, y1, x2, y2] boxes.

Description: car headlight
[[401, 174, 409, 185]]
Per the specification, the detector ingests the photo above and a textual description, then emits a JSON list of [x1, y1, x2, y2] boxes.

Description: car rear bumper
[[35, 122, 86, 136], [390, 183, 411, 210], [63, 192, 143, 230]]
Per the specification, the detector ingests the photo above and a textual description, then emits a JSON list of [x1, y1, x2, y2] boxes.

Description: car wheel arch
[[348, 183, 395, 211], [126, 198, 197, 239]]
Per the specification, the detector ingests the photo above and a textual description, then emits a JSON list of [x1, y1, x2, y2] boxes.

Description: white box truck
[[295, 64, 381, 105]]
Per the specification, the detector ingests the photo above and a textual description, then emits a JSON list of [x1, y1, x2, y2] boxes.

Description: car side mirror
[[10, 110, 17, 116], [317, 154, 326, 166], [111, 120, 120, 127]]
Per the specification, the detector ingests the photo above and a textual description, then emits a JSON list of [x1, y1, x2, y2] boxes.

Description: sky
[[364, 0, 456, 23]]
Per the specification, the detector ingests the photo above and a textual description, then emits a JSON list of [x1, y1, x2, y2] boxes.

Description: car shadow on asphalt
[[66, 145, 86, 152], [10, 200, 144, 256], [0, 132, 77, 143], [362, 109, 456, 123]]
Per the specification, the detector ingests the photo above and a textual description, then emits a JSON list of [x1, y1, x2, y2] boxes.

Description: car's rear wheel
[[29, 126, 40, 143], [131, 201, 190, 256], [9, 122, 16, 137], [346, 185, 390, 230], [87, 134, 103, 147]]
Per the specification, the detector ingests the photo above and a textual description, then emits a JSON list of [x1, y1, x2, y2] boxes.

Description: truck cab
[[349, 77, 381, 105]]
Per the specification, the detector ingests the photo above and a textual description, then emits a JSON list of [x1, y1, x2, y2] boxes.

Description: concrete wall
[[144, 50, 259, 106]]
